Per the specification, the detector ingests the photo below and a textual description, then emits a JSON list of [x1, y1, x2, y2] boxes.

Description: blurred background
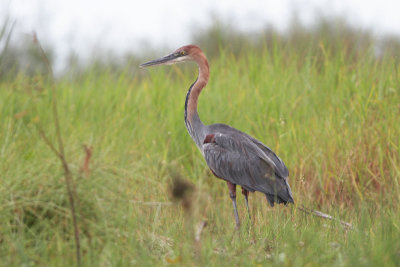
[[1, 0, 400, 77]]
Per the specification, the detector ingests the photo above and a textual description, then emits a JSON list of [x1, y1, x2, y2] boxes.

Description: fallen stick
[[297, 205, 353, 230]]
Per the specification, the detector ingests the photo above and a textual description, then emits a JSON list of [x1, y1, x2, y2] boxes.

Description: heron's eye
[[180, 51, 185, 56]]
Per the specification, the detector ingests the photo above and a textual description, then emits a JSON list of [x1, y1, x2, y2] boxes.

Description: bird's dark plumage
[[202, 124, 293, 206]]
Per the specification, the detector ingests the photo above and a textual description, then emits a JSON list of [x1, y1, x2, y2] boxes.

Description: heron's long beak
[[140, 52, 181, 68]]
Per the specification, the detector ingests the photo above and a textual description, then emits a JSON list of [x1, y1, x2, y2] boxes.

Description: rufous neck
[[186, 56, 209, 120], [184, 55, 209, 147]]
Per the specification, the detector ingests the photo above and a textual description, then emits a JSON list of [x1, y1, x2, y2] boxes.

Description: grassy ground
[[1, 42, 400, 266]]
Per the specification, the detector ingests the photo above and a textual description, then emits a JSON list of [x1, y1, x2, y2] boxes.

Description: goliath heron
[[141, 45, 294, 228]]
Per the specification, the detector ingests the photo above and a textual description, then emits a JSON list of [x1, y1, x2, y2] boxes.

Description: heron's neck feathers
[[187, 56, 209, 119], [184, 54, 209, 147]]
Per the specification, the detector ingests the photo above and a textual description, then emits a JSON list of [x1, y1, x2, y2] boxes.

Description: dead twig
[[38, 130, 62, 158], [297, 205, 353, 230], [33, 32, 81, 267]]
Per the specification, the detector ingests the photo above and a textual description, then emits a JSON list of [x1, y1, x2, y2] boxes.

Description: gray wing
[[249, 137, 289, 178], [202, 132, 293, 205]]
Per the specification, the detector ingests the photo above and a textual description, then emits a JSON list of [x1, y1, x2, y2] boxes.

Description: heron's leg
[[226, 181, 240, 228], [241, 187, 251, 220]]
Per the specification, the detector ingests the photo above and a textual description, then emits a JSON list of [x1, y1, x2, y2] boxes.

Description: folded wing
[[202, 132, 293, 206]]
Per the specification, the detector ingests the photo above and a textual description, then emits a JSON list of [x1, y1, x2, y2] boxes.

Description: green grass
[[1, 43, 400, 266]]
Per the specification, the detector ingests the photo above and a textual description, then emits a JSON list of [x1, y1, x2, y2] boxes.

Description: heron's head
[[140, 45, 204, 68]]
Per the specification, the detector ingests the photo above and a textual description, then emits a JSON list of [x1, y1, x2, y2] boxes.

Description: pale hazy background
[[1, 0, 400, 72]]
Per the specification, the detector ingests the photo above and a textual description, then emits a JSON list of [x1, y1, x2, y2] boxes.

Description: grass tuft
[[0, 36, 399, 265]]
